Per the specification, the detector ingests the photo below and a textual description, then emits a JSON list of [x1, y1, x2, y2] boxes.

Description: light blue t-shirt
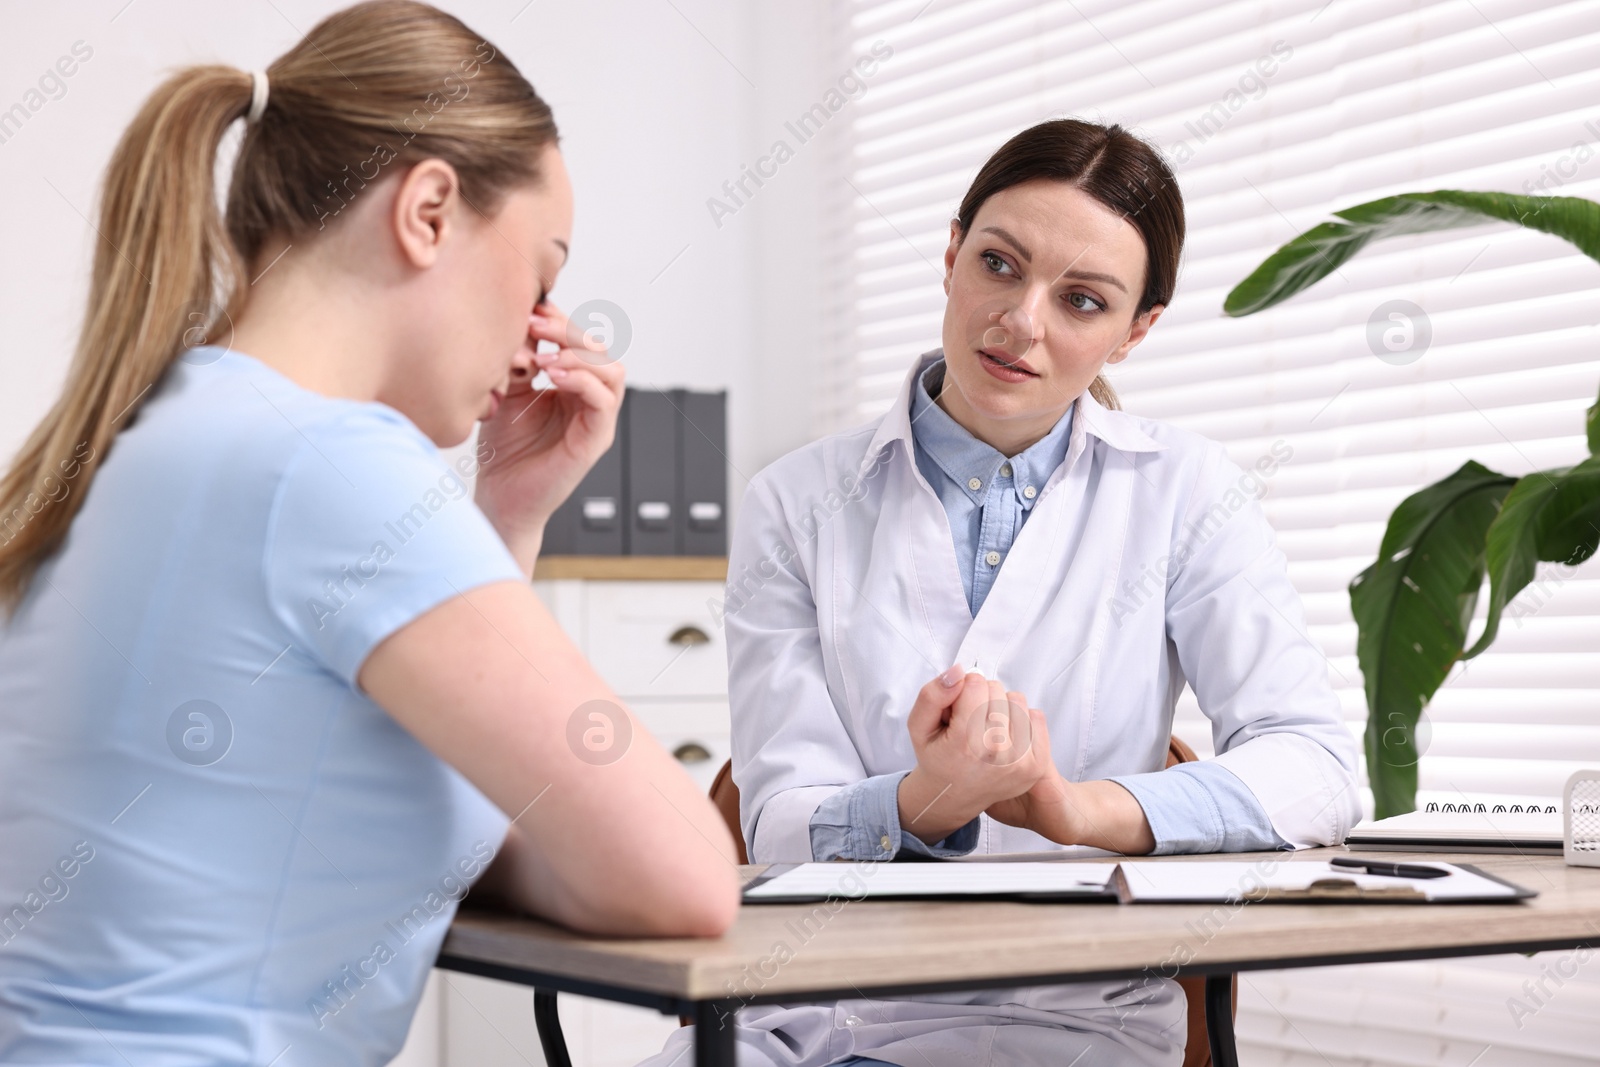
[[0, 348, 522, 1065]]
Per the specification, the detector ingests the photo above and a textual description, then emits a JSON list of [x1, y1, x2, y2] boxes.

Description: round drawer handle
[[668, 625, 711, 647], [673, 741, 712, 764]]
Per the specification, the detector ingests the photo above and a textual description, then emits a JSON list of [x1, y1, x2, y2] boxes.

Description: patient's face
[[937, 180, 1158, 447]]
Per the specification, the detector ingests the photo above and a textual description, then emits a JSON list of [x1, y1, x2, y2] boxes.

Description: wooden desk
[[437, 848, 1600, 1067]]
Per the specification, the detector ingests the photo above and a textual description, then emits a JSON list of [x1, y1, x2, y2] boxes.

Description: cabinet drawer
[[653, 729, 730, 795], [624, 703, 732, 796], [584, 581, 728, 698], [631, 703, 730, 794]]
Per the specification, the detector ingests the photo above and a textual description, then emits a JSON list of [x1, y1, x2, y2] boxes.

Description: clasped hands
[[895, 665, 1155, 855]]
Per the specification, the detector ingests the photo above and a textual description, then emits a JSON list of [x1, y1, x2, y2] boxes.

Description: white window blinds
[[822, 0, 1600, 812]]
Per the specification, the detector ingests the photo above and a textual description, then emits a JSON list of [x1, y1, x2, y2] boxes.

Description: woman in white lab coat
[[648, 119, 1361, 1067]]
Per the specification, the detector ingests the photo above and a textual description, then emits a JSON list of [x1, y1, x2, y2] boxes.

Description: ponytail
[[0, 67, 249, 610], [1088, 374, 1120, 411], [0, 1, 557, 612]]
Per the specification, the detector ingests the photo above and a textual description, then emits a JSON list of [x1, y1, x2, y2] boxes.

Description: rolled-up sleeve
[[809, 772, 980, 860], [1110, 761, 1288, 854], [1160, 445, 1363, 849]]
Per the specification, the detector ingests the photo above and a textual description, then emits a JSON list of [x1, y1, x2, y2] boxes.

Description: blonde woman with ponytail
[[0, 3, 737, 1062]]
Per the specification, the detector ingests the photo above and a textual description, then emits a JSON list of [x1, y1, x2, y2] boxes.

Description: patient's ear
[[391, 159, 462, 270]]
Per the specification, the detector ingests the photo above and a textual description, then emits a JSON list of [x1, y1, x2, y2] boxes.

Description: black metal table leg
[[1204, 974, 1239, 1067], [694, 1000, 737, 1067], [534, 989, 573, 1067]]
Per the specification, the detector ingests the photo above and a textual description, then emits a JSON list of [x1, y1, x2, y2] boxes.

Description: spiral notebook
[[1343, 808, 1563, 855]]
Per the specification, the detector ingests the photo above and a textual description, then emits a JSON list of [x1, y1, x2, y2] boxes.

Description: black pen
[[1331, 856, 1450, 879]]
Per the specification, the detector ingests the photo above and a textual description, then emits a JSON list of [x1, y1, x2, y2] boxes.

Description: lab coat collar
[[858, 349, 1166, 479]]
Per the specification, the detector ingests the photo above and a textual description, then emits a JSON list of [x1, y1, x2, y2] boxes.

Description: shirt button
[[985, 550, 1001, 566], [1023, 485, 1037, 499], [999, 462, 1013, 477], [844, 1014, 864, 1028], [967, 476, 982, 491], [879, 834, 892, 852]]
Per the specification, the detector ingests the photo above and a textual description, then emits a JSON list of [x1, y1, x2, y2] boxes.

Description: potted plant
[[1224, 191, 1600, 818]]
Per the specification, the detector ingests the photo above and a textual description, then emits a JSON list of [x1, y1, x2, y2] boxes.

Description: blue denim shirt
[[808, 359, 1288, 860], [908, 360, 1072, 616]]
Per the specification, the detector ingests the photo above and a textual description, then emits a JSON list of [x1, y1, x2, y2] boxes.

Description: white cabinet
[[581, 581, 728, 699], [434, 562, 731, 1067], [535, 569, 732, 795]]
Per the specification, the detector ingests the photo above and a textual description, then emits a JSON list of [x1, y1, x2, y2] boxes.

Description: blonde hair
[[1089, 377, 1120, 410], [0, 1, 558, 611]]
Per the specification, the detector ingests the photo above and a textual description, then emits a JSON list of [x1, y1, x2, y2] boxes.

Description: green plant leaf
[[1535, 453, 1600, 567], [1587, 380, 1600, 456], [1224, 191, 1600, 317], [1466, 455, 1600, 658], [1348, 461, 1516, 818], [1464, 470, 1565, 659]]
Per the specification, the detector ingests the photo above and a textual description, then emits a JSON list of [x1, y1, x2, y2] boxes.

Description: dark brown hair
[[955, 119, 1186, 409], [0, 0, 558, 610]]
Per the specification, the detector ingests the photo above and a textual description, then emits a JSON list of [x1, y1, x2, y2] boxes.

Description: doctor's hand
[[983, 741, 1158, 856], [896, 667, 1051, 847], [476, 302, 625, 574]]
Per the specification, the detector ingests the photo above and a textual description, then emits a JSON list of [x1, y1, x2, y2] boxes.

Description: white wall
[[1, 0, 827, 503]]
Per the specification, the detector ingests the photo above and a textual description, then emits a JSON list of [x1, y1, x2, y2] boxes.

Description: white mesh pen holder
[[1564, 770, 1600, 867]]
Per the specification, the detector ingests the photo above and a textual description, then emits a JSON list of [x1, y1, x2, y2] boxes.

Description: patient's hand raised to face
[[896, 666, 1055, 845]]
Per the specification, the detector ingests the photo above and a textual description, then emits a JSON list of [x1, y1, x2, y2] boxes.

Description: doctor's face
[[938, 180, 1163, 451]]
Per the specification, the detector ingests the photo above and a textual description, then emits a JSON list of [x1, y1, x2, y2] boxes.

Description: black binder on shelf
[[676, 389, 727, 556], [622, 388, 679, 556], [538, 386, 728, 557], [539, 433, 622, 555]]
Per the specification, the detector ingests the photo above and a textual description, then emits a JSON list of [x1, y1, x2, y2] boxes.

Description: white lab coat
[[643, 352, 1360, 1067]]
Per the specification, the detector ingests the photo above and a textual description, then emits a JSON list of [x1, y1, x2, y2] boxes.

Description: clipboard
[[1108, 860, 1536, 905], [741, 860, 1536, 906]]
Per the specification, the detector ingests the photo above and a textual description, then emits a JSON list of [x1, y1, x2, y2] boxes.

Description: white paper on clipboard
[[742, 861, 1119, 902]]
